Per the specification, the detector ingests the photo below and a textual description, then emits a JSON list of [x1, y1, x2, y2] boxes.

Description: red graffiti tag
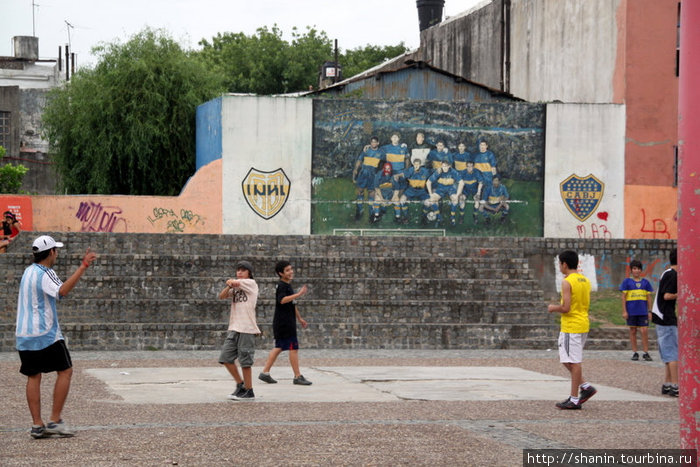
[[639, 208, 670, 239]]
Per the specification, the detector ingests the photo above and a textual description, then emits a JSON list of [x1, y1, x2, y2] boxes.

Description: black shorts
[[18, 340, 73, 376]]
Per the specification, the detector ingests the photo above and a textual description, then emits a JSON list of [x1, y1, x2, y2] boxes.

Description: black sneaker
[[578, 385, 597, 404], [555, 397, 581, 410], [662, 384, 671, 395], [669, 386, 679, 398], [293, 375, 312, 386], [227, 382, 245, 399], [642, 353, 653, 361], [232, 388, 255, 400], [258, 372, 277, 384], [30, 425, 46, 439], [631, 352, 639, 361]]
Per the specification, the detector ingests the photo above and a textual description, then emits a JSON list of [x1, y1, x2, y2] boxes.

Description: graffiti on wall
[[75, 201, 128, 232], [146, 207, 205, 233], [241, 168, 291, 220], [311, 100, 546, 237], [639, 208, 672, 239], [594, 251, 670, 290]]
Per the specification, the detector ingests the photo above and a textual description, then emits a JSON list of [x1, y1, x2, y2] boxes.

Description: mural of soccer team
[[352, 132, 509, 227]]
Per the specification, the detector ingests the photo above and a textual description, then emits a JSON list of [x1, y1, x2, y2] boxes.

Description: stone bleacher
[[1, 231, 646, 352]]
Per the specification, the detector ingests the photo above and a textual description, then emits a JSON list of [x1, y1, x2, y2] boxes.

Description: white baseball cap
[[32, 235, 64, 253]]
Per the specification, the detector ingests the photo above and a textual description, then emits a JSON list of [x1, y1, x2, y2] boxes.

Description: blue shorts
[[434, 188, 458, 198], [274, 336, 299, 352], [355, 169, 376, 190], [655, 325, 678, 363], [403, 188, 429, 201], [626, 315, 649, 327]]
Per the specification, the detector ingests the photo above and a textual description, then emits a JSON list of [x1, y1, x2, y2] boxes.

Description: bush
[[0, 151, 29, 193]]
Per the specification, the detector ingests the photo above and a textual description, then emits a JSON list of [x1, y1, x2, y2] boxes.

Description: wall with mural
[[1, 96, 677, 242], [544, 103, 626, 239], [0, 159, 222, 235], [219, 96, 313, 235], [311, 99, 546, 236]]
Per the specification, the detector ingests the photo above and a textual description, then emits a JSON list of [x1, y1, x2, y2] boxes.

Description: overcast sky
[[1, 0, 484, 67]]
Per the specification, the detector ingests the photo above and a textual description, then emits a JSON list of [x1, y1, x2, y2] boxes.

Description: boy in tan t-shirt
[[218, 261, 260, 400]]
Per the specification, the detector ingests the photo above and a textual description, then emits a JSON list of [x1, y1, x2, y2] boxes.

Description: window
[[0, 111, 11, 155]]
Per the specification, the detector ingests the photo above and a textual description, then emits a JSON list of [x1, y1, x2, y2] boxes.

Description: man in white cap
[[16, 235, 97, 438]]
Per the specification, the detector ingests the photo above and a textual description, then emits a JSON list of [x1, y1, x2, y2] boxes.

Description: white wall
[[509, 0, 621, 103], [221, 95, 312, 235], [544, 103, 626, 238]]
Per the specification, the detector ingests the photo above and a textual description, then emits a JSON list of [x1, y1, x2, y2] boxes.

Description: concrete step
[[1, 298, 550, 325], [2, 232, 529, 258], [0, 322, 558, 352], [1, 253, 533, 280], [0, 276, 545, 302]]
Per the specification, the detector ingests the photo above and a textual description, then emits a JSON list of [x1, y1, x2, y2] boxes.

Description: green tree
[[0, 165, 29, 193], [42, 29, 226, 195], [339, 44, 410, 80], [198, 26, 333, 94]]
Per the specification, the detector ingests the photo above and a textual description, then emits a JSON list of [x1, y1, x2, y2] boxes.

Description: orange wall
[[624, 184, 677, 239], [4, 159, 222, 234], [625, 0, 679, 186]]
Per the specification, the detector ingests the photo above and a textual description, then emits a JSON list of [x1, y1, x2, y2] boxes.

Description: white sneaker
[[46, 420, 75, 437]]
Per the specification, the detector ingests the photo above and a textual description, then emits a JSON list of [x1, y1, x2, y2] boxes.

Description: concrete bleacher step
[[0, 321, 559, 351], [1, 253, 534, 281], [0, 298, 550, 325], [0, 232, 559, 351]]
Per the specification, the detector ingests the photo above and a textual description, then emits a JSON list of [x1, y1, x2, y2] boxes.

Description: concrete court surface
[[0, 349, 683, 466], [85, 365, 669, 404]]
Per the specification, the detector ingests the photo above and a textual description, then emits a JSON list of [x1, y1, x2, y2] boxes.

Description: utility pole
[[678, 0, 699, 453], [65, 20, 74, 50], [32, 0, 39, 36]]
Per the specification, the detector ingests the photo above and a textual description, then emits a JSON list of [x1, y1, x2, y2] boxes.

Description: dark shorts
[[274, 336, 299, 352], [626, 315, 649, 327], [218, 331, 255, 367], [18, 340, 72, 376]]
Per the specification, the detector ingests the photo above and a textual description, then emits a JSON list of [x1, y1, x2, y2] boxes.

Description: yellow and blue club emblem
[[559, 174, 604, 222], [242, 168, 291, 220]]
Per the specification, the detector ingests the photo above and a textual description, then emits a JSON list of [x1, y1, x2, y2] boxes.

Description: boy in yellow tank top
[[548, 250, 597, 409]]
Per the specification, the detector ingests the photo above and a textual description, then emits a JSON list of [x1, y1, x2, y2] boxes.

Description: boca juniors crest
[[559, 174, 604, 222], [242, 168, 291, 220]]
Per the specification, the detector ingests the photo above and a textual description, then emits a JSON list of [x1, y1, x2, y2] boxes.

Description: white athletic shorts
[[558, 332, 587, 364]]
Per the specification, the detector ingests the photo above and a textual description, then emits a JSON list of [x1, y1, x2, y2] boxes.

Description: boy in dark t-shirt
[[651, 249, 679, 397], [258, 260, 312, 386]]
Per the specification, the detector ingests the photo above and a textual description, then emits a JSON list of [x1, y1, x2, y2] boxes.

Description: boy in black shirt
[[259, 260, 312, 385], [651, 248, 679, 397]]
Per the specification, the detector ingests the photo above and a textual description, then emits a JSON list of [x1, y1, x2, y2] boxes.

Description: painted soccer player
[[370, 162, 401, 224], [425, 140, 453, 172], [393, 157, 432, 224], [352, 136, 383, 220], [452, 142, 473, 173], [472, 139, 498, 189], [457, 160, 484, 225], [479, 175, 509, 223], [410, 132, 433, 166], [426, 160, 464, 226], [380, 133, 409, 195]]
